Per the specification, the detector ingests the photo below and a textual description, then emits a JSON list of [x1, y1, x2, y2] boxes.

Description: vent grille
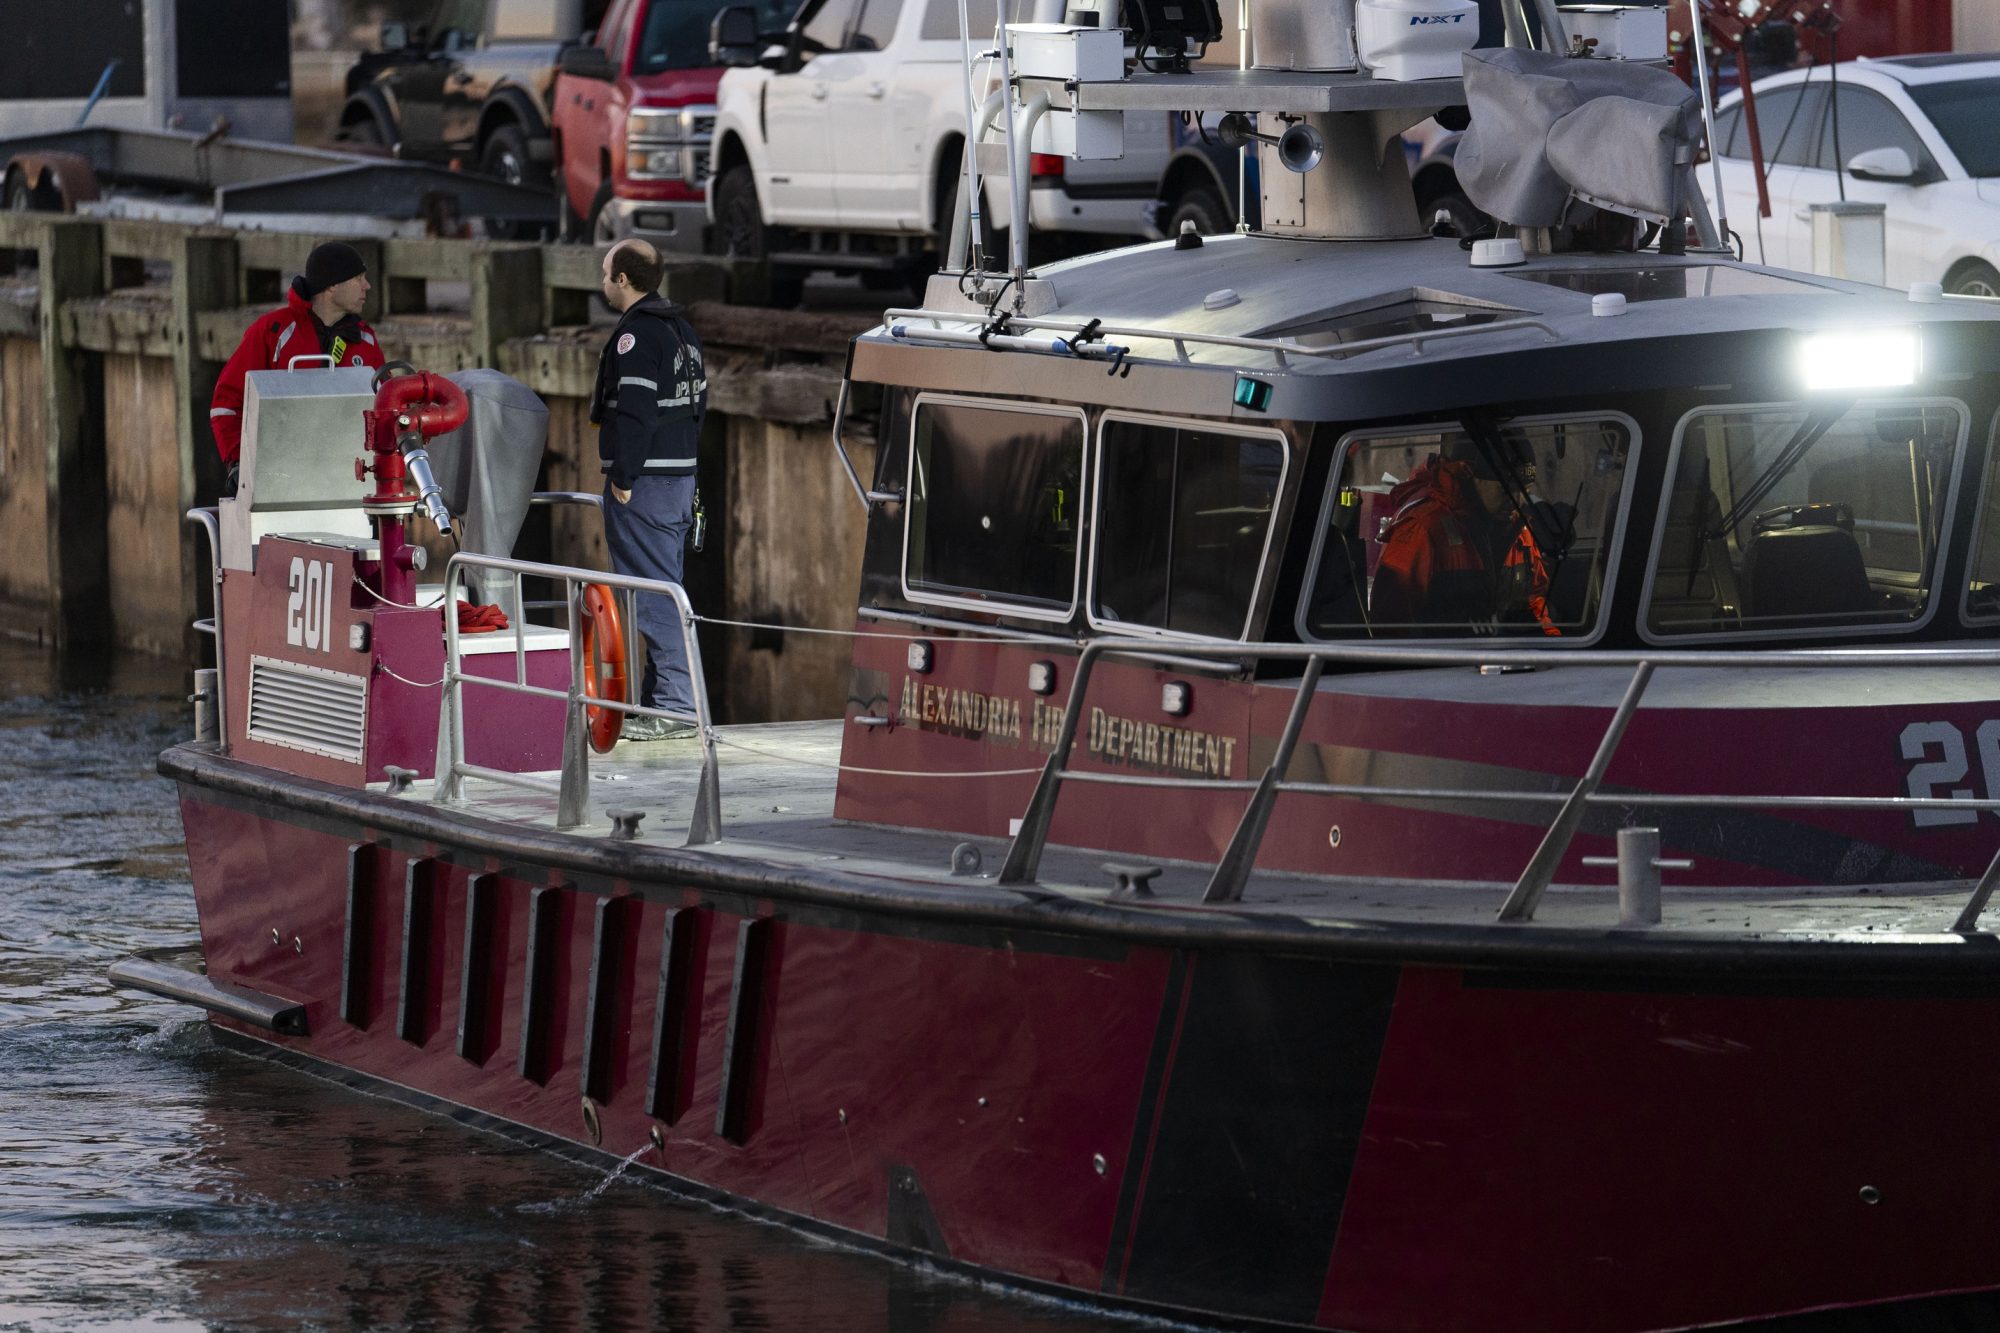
[[247, 655, 368, 762]]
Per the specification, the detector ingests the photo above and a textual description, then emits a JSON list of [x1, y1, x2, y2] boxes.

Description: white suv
[[1704, 54, 2000, 295], [707, 0, 1169, 301]]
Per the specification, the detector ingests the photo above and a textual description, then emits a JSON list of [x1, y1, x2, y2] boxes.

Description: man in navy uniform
[[591, 239, 709, 741]]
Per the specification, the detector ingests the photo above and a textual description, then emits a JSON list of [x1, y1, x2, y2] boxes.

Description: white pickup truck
[[705, 0, 1205, 301]]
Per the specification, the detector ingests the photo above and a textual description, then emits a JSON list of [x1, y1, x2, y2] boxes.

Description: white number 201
[[1899, 719, 2000, 828], [286, 556, 335, 654]]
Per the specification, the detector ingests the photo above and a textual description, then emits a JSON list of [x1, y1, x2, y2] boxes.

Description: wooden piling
[[172, 233, 237, 658], [0, 215, 872, 720], [469, 243, 543, 368], [40, 220, 109, 649]]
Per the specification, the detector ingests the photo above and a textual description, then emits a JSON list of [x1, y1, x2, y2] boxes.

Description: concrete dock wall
[[0, 217, 875, 723]]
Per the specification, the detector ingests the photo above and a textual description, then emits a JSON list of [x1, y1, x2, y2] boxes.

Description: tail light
[[1029, 152, 1065, 181]]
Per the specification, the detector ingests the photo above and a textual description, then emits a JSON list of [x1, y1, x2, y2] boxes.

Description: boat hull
[[169, 750, 2000, 1332]]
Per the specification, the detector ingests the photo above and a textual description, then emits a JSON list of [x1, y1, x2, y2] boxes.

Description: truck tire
[[6, 167, 65, 213], [480, 125, 553, 241], [713, 165, 803, 308], [1164, 185, 1228, 239]]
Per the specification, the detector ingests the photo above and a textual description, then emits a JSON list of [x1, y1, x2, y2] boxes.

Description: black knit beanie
[[303, 242, 366, 296]]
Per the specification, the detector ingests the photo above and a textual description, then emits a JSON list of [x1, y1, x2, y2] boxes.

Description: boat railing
[[997, 637, 2000, 930], [184, 507, 226, 742], [881, 307, 1561, 371], [432, 551, 721, 843]]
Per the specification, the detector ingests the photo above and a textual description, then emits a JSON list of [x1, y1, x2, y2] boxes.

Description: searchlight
[[1799, 329, 1920, 392]]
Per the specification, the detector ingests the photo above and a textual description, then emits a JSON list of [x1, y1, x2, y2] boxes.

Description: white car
[[707, 0, 1170, 301], [1704, 54, 2000, 295]]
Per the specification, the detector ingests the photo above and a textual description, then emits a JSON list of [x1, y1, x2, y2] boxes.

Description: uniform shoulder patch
[[617, 332, 637, 355]]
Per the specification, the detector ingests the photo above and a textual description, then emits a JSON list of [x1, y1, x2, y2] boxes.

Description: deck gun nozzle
[[399, 437, 454, 538]]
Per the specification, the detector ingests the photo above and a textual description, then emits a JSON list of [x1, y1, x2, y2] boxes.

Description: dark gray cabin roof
[[853, 234, 2000, 422]]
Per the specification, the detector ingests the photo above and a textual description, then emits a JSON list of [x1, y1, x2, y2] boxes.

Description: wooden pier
[[0, 218, 878, 723]]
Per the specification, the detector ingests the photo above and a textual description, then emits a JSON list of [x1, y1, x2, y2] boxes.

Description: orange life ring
[[579, 584, 627, 753]]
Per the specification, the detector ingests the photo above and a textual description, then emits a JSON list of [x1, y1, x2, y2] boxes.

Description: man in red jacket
[[209, 241, 384, 474]]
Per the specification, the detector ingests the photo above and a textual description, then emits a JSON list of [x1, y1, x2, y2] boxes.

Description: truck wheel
[[481, 124, 535, 186], [1947, 260, 2000, 298], [714, 165, 802, 308], [480, 125, 553, 241], [1164, 186, 1229, 239], [5, 168, 61, 212]]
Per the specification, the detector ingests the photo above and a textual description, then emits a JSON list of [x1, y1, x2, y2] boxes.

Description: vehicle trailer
[[0, 127, 556, 237]]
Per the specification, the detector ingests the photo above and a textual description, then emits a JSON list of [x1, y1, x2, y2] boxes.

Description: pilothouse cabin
[[833, 233, 2000, 892]]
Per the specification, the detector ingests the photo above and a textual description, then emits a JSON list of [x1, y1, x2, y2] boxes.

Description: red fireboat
[[120, 21, 2000, 1330]]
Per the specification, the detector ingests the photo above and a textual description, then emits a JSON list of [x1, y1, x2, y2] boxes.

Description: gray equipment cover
[[1455, 47, 1701, 228], [426, 368, 549, 618]]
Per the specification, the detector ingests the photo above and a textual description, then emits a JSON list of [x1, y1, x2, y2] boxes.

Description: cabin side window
[[902, 396, 1085, 620], [1643, 400, 1963, 639], [1958, 420, 2000, 622], [1089, 416, 1288, 640], [1298, 416, 1633, 640]]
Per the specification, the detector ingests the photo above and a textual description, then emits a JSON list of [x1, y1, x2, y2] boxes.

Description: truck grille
[[246, 655, 368, 762]]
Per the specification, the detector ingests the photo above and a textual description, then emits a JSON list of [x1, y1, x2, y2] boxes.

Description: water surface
[[0, 638, 1139, 1331]]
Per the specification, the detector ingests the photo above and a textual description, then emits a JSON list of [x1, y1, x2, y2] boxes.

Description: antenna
[[1686, 0, 1730, 250], [953, 0, 985, 269], [994, 4, 1029, 303]]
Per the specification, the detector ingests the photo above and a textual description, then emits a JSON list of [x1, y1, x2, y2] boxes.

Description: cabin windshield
[[1966, 430, 2000, 621], [1298, 415, 1633, 640], [1643, 400, 1962, 639], [1090, 415, 1288, 639], [902, 396, 1085, 620]]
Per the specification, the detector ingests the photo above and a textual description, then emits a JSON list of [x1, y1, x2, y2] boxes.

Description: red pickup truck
[[551, 0, 789, 250]]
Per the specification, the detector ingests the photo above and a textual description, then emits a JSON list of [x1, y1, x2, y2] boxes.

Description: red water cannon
[[358, 365, 469, 607]]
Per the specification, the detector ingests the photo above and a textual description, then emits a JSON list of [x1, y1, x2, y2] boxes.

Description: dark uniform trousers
[[604, 474, 697, 715], [590, 291, 708, 717]]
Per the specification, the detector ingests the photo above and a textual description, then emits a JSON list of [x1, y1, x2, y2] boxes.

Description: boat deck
[[403, 720, 1981, 943]]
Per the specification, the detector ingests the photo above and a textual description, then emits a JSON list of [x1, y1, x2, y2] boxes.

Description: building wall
[[1958, 0, 2000, 52]]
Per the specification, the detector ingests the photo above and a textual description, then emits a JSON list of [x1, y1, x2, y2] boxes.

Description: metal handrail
[[432, 552, 721, 844], [184, 507, 226, 743], [830, 378, 902, 512], [996, 636, 2000, 930], [882, 307, 1561, 371]]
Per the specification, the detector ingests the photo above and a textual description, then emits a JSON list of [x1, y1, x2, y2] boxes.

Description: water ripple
[[0, 638, 1141, 1332]]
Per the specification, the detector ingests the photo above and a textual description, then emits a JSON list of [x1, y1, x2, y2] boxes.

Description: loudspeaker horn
[[1213, 112, 1323, 174]]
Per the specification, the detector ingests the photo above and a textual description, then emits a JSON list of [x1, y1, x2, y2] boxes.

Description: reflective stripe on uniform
[[210, 407, 237, 418], [274, 323, 294, 354], [643, 456, 698, 467], [619, 376, 658, 390], [658, 396, 691, 407]]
